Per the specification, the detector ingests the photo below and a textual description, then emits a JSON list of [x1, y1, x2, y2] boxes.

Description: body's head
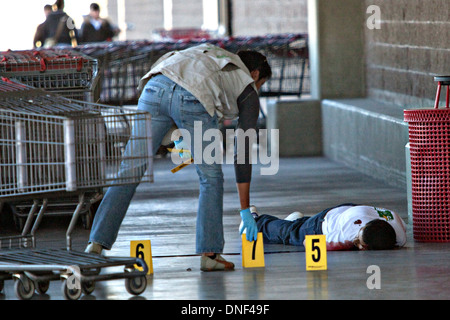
[[355, 219, 396, 250], [237, 50, 272, 90]]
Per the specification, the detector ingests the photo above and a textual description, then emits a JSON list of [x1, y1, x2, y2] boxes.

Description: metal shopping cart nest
[[0, 48, 99, 101], [0, 78, 153, 198], [0, 78, 152, 299], [75, 33, 310, 104]]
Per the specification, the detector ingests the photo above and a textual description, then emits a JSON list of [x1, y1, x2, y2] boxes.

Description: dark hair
[[90, 3, 100, 11], [54, 0, 64, 10], [237, 50, 272, 81], [362, 219, 396, 250]]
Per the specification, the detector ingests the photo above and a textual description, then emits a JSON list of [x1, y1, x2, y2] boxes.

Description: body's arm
[[234, 85, 260, 208], [236, 182, 250, 209], [235, 85, 260, 241]]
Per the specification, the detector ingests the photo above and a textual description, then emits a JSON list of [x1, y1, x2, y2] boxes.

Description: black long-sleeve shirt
[[234, 85, 261, 183]]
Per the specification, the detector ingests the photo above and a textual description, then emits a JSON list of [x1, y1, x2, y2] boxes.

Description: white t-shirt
[[321, 205, 407, 247], [91, 18, 102, 30]]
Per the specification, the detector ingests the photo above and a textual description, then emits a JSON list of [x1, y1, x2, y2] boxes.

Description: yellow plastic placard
[[241, 232, 265, 268], [130, 240, 153, 274], [170, 158, 194, 173], [305, 235, 327, 271]]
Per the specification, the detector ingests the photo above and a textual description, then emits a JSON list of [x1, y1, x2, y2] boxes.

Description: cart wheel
[[125, 275, 147, 296], [35, 281, 50, 295], [14, 275, 35, 300], [82, 281, 95, 295], [62, 279, 82, 300]]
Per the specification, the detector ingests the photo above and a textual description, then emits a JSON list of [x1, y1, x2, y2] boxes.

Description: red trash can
[[404, 76, 450, 242]]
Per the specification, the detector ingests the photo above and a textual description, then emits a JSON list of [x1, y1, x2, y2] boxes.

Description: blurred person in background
[[40, 0, 78, 47], [79, 3, 120, 43], [33, 4, 52, 48]]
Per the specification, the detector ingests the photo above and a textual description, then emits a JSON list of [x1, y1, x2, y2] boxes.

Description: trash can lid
[[404, 108, 450, 122], [434, 75, 450, 85]]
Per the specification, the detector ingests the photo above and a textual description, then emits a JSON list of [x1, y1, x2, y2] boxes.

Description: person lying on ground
[[241, 203, 406, 251]]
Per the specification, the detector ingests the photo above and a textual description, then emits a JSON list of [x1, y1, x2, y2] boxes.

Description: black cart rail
[[0, 79, 152, 299], [0, 193, 148, 300]]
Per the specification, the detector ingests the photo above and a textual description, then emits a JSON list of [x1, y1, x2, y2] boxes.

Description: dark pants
[[256, 204, 357, 247]]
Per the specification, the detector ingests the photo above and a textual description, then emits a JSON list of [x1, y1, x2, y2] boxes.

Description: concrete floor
[[1, 156, 450, 301]]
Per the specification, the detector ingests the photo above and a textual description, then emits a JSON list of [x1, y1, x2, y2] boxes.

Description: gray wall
[[315, 0, 450, 189], [365, 0, 450, 108], [106, 0, 309, 40], [232, 0, 308, 36], [308, 0, 366, 100]]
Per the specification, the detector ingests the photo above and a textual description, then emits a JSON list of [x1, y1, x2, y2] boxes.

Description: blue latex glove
[[239, 207, 258, 241], [174, 137, 191, 159]]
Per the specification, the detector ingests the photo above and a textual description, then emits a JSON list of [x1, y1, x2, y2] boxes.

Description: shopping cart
[[221, 33, 310, 98], [0, 48, 99, 102], [0, 79, 153, 299], [152, 28, 213, 41], [101, 50, 156, 106], [0, 195, 149, 300], [77, 41, 161, 106], [0, 78, 153, 227]]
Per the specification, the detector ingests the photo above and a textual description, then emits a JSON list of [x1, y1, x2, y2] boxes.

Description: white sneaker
[[284, 211, 304, 221], [85, 242, 104, 255], [239, 205, 258, 234], [200, 254, 235, 272]]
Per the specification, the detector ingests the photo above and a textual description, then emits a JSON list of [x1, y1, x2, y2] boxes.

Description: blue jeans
[[89, 74, 224, 253], [256, 204, 357, 247]]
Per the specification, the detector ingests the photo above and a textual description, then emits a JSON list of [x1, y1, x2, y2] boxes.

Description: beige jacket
[[138, 44, 257, 120]]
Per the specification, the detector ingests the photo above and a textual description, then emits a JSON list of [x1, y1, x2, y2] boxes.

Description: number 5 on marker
[[305, 235, 327, 271], [130, 240, 153, 274], [242, 232, 265, 268]]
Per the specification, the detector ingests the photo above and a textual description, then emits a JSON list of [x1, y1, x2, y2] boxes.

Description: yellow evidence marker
[[241, 232, 265, 268], [305, 235, 327, 271], [130, 240, 153, 274], [168, 148, 193, 173], [170, 157, 194, 173]]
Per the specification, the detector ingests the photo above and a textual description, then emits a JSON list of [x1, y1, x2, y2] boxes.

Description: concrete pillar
[[266, 99, 322, 157], [307, 0, 366, 99]]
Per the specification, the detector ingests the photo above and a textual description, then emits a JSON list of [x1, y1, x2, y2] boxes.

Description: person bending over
[[86, 44, 272, 272]]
